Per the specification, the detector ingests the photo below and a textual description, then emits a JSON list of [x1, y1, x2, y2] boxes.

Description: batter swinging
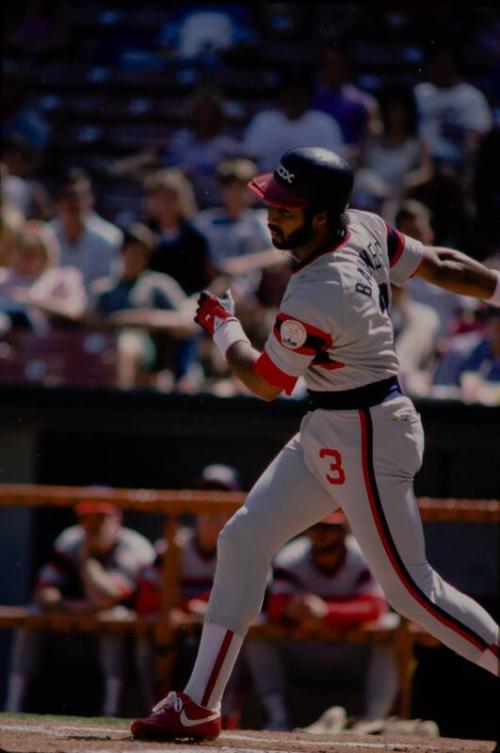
[[132, 147, 499, 742]]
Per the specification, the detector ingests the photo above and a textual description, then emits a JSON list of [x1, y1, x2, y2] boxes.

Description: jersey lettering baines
[[255, 209, 424, 393]]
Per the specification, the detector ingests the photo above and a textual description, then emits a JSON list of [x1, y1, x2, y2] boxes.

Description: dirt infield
[[0, 715, 496, 753]]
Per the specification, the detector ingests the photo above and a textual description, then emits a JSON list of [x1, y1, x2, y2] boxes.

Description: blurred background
[[0, 0, 499, 742]]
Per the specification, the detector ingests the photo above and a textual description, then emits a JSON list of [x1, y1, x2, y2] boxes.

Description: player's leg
[[364, 642, 398, 719], [131, 434, 339, 738], [5, 628, 42, 712], [319, 399, 499, 676], [98, 633, 126, 716], [242, 636, 290, 730], [184, 433, 339, 709]]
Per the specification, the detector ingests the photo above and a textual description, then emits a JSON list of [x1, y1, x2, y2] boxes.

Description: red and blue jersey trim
[[385, 223, 405, 267]]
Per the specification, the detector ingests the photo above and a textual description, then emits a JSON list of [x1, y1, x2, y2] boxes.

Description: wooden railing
[[0, 484, 498, 718]]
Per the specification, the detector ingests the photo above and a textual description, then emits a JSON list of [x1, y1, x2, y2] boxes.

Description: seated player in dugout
[[241, 511, 397, 730], [134, 464, 238, 711], [132, 147, 500, 742], [5, 500, 154, 716]]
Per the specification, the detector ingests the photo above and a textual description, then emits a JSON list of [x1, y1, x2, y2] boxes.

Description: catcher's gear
[[195, 290, 236, 336]]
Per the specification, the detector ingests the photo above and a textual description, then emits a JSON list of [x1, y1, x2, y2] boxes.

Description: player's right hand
[[194, 290, 236, 336]]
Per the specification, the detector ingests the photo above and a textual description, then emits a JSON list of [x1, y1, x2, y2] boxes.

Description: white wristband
[[487, 271, 500, 306], [213, 318, 250, 358]]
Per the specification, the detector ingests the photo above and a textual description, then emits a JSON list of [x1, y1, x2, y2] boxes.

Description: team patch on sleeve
[[274, 312, 333, 355], [280, 319, 308, 350]]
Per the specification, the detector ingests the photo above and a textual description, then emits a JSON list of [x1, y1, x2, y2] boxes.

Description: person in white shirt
[[414, 47, 492, 169], [194, 158, 280, 299], [49, 168, 122, 291], [243, 71, 343, 172], [165, 87, 240, 208], [0, 220, 86, 333]]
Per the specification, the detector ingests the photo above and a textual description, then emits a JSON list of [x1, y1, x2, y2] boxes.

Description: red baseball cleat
[[131, 691, 221, 741]]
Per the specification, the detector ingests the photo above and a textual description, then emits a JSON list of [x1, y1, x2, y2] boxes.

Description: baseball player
[[132, 147, 500, 742]]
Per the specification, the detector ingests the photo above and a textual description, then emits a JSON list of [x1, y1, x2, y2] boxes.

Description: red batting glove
[[194, 290, 236, 336]]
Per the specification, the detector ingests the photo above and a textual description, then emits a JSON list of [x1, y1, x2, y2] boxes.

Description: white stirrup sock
[[184, 622, 244, 709], [476, 644, 499, 677]]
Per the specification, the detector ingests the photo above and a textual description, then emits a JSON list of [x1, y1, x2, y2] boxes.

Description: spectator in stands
[[165, 87, 240, 207], [243, 70, 343, 172], [145, 168, 218, 295], [313, 45, 381, 157], [89, 222, 197, 391], [395, 200, 474, 339], [353, 87, 433, 211], [0, 220, 86, 333], [192, 158, 292, 397], [49, 168, 122, 291], [159, 6, 254, 61], [241, 512, 397, 730], [193, 158, 283, 300], [1, 137, 53, 220], [135, 464, 238, 711], [4, 500, 155, 716], [432, 306, 500, 404], [414, 46, 492, 172]]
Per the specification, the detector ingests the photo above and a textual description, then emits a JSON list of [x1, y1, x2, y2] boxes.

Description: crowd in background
[[1, 3, 499, 403]]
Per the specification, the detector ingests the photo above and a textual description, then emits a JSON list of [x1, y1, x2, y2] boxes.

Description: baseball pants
[[206, 395, 498, 665]]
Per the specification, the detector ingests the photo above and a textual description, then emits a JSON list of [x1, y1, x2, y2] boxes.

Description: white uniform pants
[[206, 396, 498, 663]]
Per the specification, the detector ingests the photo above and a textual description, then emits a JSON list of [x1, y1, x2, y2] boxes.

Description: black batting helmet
[[248, 147, 353, 214]]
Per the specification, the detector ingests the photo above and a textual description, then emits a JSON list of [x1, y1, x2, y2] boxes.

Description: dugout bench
[[0, 484, 498, 718]]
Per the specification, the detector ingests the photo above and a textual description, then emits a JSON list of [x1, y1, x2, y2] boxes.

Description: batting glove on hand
[[194, 290, 236, 336]]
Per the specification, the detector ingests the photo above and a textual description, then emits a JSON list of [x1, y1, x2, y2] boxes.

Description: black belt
[[308, 376, 401, 410]]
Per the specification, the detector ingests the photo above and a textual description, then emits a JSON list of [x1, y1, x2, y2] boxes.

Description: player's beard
[[269, 213, 315, 250]]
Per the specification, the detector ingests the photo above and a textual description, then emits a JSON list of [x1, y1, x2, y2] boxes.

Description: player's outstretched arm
[[194, 290, 282, 401], [414, 246, 500, 303]]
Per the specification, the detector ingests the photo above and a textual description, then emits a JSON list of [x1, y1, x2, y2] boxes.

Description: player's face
[[267, 205, 315, 249], [80, 512, 121, 555], [308, 524, 346, 557]]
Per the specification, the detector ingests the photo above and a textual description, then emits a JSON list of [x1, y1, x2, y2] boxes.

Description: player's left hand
[[194, 289, 236, 336]]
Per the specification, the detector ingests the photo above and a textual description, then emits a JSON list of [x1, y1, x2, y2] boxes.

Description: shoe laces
[[152, 691, 183, 715]]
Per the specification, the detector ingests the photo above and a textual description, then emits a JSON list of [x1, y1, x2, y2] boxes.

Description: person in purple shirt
[[313, 46, 380, 157]]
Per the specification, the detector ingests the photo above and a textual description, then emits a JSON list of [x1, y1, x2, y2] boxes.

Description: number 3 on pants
[[319, 448, 346, 485]]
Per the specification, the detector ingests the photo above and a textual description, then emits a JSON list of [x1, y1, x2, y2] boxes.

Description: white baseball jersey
[[37, 525, 155, 600], [270, 534, 385, 602], [255, 209, 424, 394], [135, 528, 218, 615]]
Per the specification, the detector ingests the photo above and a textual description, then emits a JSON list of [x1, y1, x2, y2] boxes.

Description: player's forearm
[[417, 247, 499, 300], [195, 289, 282, 400], [31, 298, 84, 321], [80, 559, 124, 606], [226, 341, 280, 400], [324, 595, 387, 629]]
